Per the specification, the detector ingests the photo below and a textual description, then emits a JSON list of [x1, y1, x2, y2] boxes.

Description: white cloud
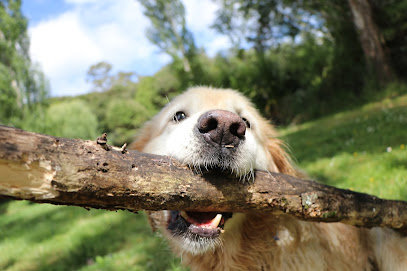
[[206, 35, 230, 56], [29, 0, 165, 96], [30, 12, 102, 86], [183, 0, 231, 56], [183, 0, 218, 31], [28, 0, 229, 96]]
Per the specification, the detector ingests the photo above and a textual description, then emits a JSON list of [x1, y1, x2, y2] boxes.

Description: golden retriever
[[131, 86, 407, 271]]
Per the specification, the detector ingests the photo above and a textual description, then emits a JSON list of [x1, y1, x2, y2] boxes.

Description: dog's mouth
[[166, 165, 246, 241], [168, 210, 233, 238], [166, 156, 245, 251]]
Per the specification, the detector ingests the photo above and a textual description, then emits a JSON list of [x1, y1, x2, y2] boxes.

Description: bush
[[44, 100, 99, 140]]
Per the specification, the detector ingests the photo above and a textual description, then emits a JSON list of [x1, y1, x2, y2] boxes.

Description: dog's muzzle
[[167, 110, 245, 243]]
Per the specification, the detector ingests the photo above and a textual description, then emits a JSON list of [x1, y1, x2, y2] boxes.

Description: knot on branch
[[96, 133, 111, 151]]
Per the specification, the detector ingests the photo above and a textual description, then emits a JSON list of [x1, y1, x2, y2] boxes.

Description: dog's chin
[[187, 158, 256, 182], [166, 210, 233, 255]]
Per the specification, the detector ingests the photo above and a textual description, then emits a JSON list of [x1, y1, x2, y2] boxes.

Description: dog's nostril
[[199, 117, 218, 133], [230, 122, 246, 137]]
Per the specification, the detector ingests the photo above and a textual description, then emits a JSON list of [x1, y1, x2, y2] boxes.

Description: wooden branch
[[1, 125, 407, 234]]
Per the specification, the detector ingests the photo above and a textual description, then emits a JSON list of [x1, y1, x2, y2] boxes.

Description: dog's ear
[[263, 123, 301, 177], [267, 137, 298, 176], [129, 121, 154, 151]]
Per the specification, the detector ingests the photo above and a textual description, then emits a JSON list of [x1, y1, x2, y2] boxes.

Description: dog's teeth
[[180, 212, 223, 229], [210, 214, 223, 228], [224, 145, 234, 148]]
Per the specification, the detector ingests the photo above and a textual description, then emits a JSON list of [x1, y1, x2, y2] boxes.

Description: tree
[[368, 0, 407, 81], [211, 0, 383, 123], [347, 0, 394, 84], [138, 0, 196, 73], [0, 0, 49, 126], [86, 61, 113, 92], [212, 0, 402, 88], [213, 0, 312, 54], [86, 61, 138, 92]]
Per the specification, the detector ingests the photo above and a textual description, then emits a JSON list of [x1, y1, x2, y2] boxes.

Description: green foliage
[[138, 0, 196, 74], [127, 0, 406, 124], [104, 98, 150, 144], [193, 35, 337, 122], [0, 0, 49, 127], [15, 103, 48, 134], [64, 64, 146, 145], [135, 66, 182, 112], [210, 0, 372, 123], [44, 100, 99, 140], [0, 63, 18, 121], [213, 0, 306, 52], [105, 100, 143, 130], [135, 76, 163, 112]]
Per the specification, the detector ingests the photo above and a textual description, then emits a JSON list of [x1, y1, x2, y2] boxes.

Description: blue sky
[[22, 0, 230, 97]]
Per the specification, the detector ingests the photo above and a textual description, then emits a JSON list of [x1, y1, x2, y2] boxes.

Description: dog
[[131, 87, 407, 271]]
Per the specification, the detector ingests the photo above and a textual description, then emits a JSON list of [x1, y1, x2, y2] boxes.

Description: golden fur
[[131, 87, 407, 271]]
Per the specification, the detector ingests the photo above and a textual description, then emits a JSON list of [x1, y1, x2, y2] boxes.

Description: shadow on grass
[[0, 204, 81, 244], [0, 199, 11, 214], [33, 211, 182, 271], [1, 202, 184, 271], [389, 155, 407, 170]]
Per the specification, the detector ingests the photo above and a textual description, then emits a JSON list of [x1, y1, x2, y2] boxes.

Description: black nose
[[197, 110, 246, 147]]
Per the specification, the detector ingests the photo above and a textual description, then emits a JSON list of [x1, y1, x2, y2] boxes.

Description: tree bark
[[1, 125, 407, 234], [348, 0, 394, 84]]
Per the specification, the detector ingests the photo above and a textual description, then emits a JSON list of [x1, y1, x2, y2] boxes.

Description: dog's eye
[[173, 111, 187, 122], [242, 117, 251, 128]]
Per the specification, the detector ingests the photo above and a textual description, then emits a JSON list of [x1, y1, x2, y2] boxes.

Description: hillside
[[282, 94, 407, 200]]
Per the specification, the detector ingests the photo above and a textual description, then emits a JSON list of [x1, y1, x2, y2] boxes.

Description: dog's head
[[131, 87, 295, 255]]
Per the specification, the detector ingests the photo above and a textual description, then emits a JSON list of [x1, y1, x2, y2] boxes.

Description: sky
[[22, 0, 231, 97]]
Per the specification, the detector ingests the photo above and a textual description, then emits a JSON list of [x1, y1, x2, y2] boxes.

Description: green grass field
[[1, 94, 406, 271], [0, 202, 187, 271], [281, 94, 407, 200]]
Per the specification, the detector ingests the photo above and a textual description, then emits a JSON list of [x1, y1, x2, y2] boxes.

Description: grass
[[0, 202, 187, 271], [280, 94, 407, 200], [1, 93, 406, 270]]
